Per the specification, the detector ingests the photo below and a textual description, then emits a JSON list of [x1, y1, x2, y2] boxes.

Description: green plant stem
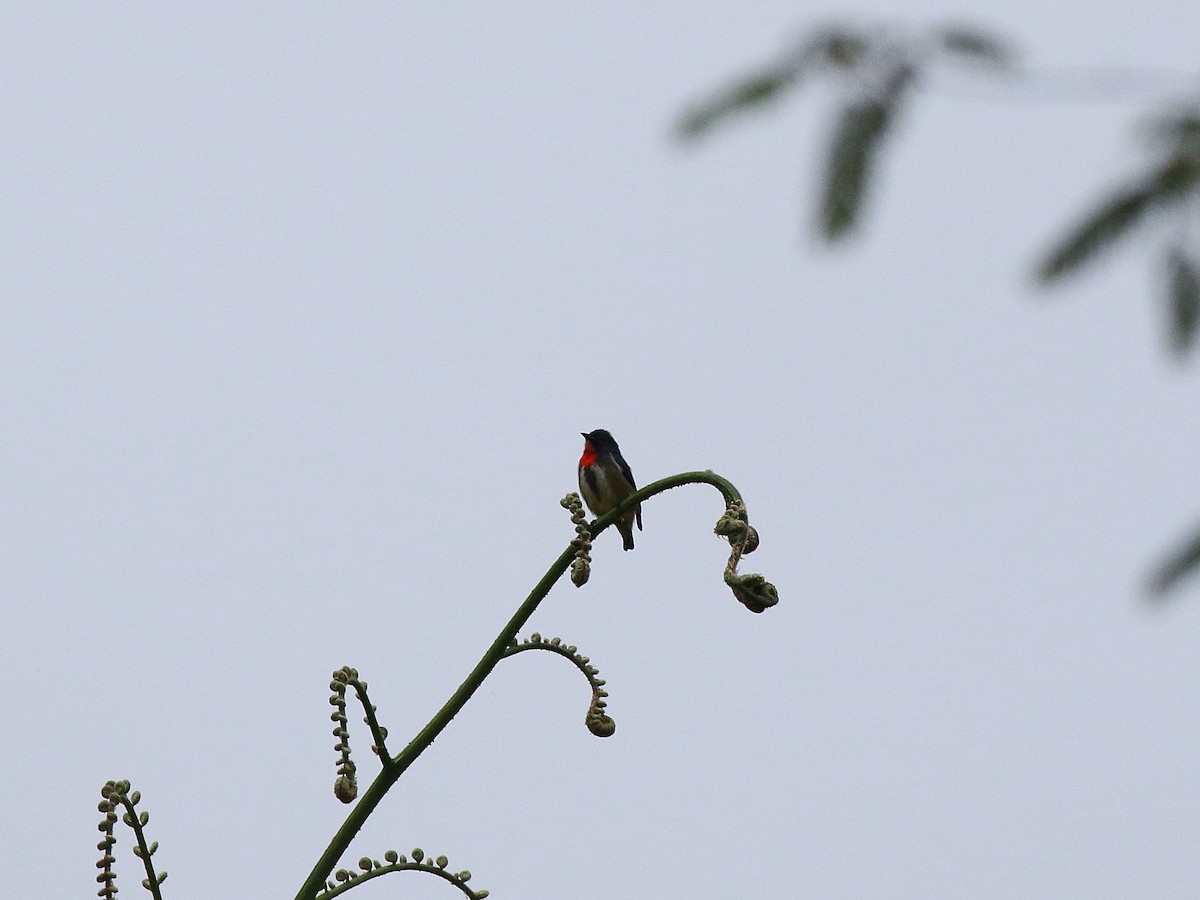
[[351, 681, 390, 759], [294, 471, 746, 899], [119, 795, 164, 900]]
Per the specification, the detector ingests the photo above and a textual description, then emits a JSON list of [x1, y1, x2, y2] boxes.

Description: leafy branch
[[678, 19, 1200, 595], [1036, 113, 1200, 358], [677, 22, 1014, 241], [677, 19, 1200, 354]]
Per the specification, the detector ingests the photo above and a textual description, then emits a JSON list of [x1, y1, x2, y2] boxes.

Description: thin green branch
[[350, 679, 391, 761], [118, 793, 166, 900], [319, 850, 485, 899]]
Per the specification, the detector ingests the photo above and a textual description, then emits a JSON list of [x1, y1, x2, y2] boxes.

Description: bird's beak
[[580, 432, 588, 439]]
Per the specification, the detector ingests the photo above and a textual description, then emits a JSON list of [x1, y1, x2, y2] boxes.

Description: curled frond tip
[[505, 634, 616, 737], [715, 501, 779, 613]]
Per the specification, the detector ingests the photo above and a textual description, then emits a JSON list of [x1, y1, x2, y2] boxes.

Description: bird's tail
[[618, 519, 635, 551]]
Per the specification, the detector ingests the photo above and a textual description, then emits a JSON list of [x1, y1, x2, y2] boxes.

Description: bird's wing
[[617, 458, 642, 530]]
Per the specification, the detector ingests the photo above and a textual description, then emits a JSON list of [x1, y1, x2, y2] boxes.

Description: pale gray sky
[[4, 3, 1200, 898]]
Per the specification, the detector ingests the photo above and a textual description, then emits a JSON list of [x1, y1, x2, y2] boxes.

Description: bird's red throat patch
[[579, 443, 597, 467]]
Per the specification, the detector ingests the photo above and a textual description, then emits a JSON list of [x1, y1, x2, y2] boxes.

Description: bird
[[578, 429, 642, 551]]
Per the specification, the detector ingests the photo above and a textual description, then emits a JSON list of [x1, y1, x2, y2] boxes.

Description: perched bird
[[578, 429, 642, 551]]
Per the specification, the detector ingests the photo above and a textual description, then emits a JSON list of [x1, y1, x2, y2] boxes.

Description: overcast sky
[[4, 3, 1200, 898]]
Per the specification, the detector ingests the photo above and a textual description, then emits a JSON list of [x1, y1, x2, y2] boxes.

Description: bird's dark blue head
[[581, 429, 620, 453]]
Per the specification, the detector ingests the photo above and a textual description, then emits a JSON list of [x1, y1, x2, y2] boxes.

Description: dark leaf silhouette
[[809, 26, 871, 70], [1036, 158, 1193, 282], [938, 26, 1015, 68], [1149, 113, 1200, 152], [1166, 247, 1200, 356], [1149, 523, 1200, 597], [820, 65, 914, 240], [676, 60, 806, 140], [676, 26, 880, 142]]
